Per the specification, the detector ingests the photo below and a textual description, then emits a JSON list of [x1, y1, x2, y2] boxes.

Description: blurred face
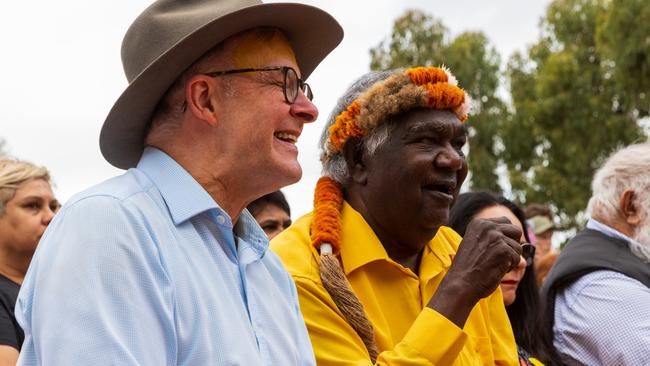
[[253, 204, 291, 240], [536, 229, 553, 256], [474, 204, 526, 306], [361, 109, 468, 249], [0, 179, 59, 257], [214, 30, 318, 192]]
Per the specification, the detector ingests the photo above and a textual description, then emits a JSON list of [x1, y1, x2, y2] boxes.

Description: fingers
[[486, 234, 522, 272], [480, 217, 523, 272], [503, 237, 523, 272], [485, 216, 523, 241], [445, 217, 528, 304]]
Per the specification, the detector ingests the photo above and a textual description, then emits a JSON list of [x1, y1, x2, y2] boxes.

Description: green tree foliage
[[596, 0, 650, 116], [503, 0, 647, 224], [370, 10, 505, 193]]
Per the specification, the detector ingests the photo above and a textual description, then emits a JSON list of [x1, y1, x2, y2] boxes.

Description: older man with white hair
[[541, 142, 650, 365]]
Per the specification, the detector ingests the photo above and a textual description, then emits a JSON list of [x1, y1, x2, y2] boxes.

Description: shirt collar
[[137, 147, 219, 225], [339, 201, 391, 275], [338, 201, 456, 277], [419, 226, 456, 282], [236, 209, 270, 260], [587, 218, 632, 243]]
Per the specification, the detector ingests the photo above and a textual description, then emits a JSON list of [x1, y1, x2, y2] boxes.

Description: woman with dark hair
[[449, 192, 561, 366], [247, 190, 292, 240]]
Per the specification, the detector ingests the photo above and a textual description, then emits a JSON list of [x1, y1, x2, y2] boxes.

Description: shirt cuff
[[401, 307, 468, 363]]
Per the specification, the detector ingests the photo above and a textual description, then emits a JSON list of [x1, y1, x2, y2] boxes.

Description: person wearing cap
[[14, 0, 342, 365], [272, 67, 522, 365], [528, 215, 555, 261], [527, 214, 560, 288]]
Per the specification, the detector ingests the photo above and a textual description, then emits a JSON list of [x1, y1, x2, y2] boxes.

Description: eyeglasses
[[205, 66, 312, 104], [521, 243, 536, 267]]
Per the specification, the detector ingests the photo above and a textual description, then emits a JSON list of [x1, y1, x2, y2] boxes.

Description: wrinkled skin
[[344, 108, 522, 328]]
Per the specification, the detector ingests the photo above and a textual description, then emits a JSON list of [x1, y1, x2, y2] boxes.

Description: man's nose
[[290, 92, 318, 123], [435, 145, 463, 170]]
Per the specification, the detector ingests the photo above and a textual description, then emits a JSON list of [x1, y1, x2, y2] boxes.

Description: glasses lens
[[302, 82, 313, 101], [521, 243, 536, 266], [284, 67, 299, 103]]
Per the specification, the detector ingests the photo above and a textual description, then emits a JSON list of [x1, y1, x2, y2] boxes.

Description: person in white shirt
[[541, 142, 650, 365]]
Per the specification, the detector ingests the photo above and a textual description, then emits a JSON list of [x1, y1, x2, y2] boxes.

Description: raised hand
[[428, 216, 523, 328]]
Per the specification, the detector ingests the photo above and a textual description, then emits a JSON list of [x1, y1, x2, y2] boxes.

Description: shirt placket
[[237, 240, 268, 361]]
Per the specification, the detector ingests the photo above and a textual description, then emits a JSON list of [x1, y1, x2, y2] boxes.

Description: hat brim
[[100, 3, 343, 169]]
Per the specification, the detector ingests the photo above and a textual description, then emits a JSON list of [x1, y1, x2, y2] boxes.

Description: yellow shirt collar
[[339, 200, 458, 278]]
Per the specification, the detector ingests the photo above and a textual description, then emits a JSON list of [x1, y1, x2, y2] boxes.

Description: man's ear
[[619, 189, 641, 226], [185, 75, 220, 126], [342, 138, 367, 185]]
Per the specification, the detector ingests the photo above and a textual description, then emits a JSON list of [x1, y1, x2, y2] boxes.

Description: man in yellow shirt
[[272, 67, 523, 365]]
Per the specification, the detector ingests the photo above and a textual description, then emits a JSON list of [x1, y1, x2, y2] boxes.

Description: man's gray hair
[[319, 69, 402, 183], [587, 142, 650, 223]]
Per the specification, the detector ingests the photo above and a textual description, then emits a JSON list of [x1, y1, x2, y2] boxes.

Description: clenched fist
[[428, 216, 523, 328]]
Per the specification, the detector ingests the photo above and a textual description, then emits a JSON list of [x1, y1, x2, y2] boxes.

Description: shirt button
[[216, 215, 226, 225]]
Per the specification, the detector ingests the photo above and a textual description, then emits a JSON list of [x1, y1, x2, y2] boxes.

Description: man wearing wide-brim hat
[[15, 0, 342, 364]]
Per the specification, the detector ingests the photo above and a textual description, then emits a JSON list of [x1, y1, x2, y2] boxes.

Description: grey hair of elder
[[319, 69, 404, 183], [587, 142, 650, 224]]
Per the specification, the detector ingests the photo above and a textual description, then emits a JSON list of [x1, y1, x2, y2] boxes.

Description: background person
[[541, 143, 650, 365], [527, 211, 560, 287], [247, 190, 291, 239], [14, 0, 343, 364], [273, 67, 523, 365], [524, 204, 552, 250], [534, 250, 559, 287], [524, 203, 553, 223], [528, 215, 555, 261], [0, 159, 58, 366], [450, 191, 561, 366]]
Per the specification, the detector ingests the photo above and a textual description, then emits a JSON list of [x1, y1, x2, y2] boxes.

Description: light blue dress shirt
[[16, 147, 316, 365], [553, 219, 650, 365]]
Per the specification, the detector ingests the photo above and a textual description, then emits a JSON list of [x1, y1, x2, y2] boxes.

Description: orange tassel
[[311, 177, 344, 254]]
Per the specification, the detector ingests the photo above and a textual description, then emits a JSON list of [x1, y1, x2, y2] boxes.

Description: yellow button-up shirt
[[272, 201, 518, 365]]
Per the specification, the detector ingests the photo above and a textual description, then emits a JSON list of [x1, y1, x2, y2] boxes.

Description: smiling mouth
[[422, 182, 456, 196], [274, 132, 298, 144]]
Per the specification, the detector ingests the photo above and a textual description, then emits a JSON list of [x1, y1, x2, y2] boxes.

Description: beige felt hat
[[529, 215, 555, 235], [100, 0, 343, 169]]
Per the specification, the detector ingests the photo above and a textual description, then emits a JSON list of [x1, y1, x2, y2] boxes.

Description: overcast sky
[[1, 0, 551, 219]]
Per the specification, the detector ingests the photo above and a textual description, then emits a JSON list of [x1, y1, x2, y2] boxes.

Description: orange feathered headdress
[[313, 66, 471, 254], [322, 66, 471, 164]]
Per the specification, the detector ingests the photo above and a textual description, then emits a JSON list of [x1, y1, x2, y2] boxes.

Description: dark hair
[[247, 190, 290, 218], [449, 191, 561, 365]]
